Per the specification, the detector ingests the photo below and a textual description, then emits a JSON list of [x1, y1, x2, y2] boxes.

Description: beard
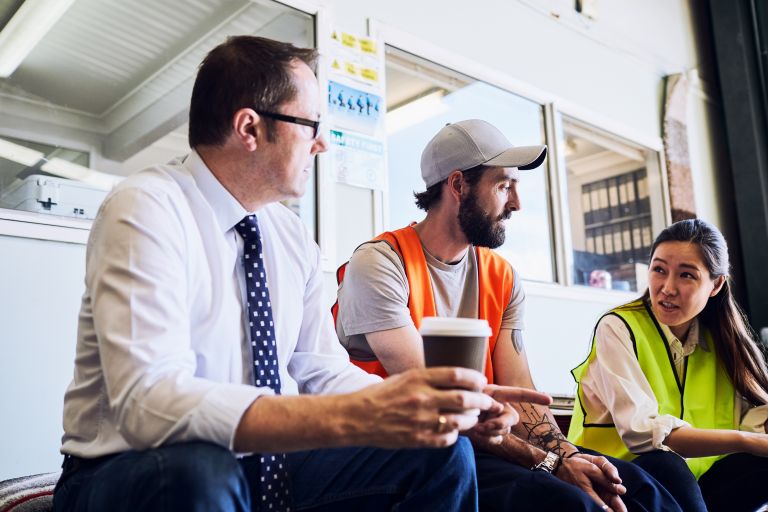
[[457, 189, 511, 249]]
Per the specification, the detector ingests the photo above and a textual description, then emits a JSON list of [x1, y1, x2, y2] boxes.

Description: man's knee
[[159, 442, 248, 506], [118, 442, 249, 511], [427, 437, 476, 482]]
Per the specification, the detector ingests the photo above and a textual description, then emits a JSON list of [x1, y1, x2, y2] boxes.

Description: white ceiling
[[11, 0, 253, 115], [0, 0, 313, 161]]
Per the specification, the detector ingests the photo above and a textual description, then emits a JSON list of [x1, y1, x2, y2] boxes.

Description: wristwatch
[[531, 451, 561, 473]]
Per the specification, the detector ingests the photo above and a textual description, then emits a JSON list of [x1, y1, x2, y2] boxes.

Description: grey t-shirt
[[336, 240, 525, 361]]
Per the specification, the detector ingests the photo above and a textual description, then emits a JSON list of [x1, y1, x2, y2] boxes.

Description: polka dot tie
[[235, 215, 292, 511]]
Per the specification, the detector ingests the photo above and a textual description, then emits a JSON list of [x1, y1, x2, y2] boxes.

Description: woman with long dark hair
[[569, 219, 768, 512]]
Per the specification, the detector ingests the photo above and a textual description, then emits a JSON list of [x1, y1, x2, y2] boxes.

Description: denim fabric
[[698, 452, 768, 512], [578, 447, 682, 512], [53, 442, 249, 512], [53, 438, 478, 512], [282, 437, 477, 511], [473, 445, 682, 512], [632, 450, 707, 512]]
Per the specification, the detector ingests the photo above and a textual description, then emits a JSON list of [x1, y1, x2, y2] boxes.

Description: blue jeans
[[53, 439, 477, 512], [632, 450, 707, 512], [476, 446, 681, 512], [635, 449, 768, 512]]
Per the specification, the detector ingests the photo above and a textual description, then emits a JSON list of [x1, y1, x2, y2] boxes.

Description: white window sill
[[524, 279, 639, 304]]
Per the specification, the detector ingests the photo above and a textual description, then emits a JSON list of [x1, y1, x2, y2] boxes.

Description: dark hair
[[188, 36, 318, 148], [413, 165, 485, 211], [645, 219, 768, 405]]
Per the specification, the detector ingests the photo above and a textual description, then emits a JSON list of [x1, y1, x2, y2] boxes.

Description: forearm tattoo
[[518, 402, 569, 455]]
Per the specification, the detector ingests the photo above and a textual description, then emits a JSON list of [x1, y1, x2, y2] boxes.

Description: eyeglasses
[[256, 111, 324, 140]]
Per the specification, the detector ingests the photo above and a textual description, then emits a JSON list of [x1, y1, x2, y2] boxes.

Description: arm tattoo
[[511, 329, 524, 354], [518, 402, 569, 456]]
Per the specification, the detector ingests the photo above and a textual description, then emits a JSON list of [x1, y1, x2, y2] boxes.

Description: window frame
[[553, 110, 671, 289], [369, 19, 671, 298]]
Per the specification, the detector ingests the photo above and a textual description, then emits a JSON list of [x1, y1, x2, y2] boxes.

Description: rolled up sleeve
[[90, 187, 265, 450], [590, 315, 688, 453]]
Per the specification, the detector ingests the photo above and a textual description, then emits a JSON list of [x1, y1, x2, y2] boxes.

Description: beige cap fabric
[[420, 119, 548, 188]]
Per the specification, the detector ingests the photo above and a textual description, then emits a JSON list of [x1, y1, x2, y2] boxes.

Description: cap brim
[[484, 145, 547, 170]]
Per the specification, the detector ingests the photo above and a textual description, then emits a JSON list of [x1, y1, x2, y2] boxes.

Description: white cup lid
[[419, 317, 491, 337]]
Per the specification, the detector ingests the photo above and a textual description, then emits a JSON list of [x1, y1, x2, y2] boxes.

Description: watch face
[[536, 452, 558, 472]]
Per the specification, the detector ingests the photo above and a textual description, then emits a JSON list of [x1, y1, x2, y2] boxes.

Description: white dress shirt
[[61, 151, 379, 458], [579, 314, 768, 454]]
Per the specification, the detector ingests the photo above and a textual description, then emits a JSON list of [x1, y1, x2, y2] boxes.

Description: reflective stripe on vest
[[333, 225, 513, 383], [567, 299, 736, 479]]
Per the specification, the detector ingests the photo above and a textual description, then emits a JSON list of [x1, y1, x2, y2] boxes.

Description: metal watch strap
[[531, 451, 560, 473]]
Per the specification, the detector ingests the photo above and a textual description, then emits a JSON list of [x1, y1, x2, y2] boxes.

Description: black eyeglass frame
[[256, 111, 323, 140]]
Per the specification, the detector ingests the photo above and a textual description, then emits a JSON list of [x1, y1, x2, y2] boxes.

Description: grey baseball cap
[[420, 119, 548, 188]]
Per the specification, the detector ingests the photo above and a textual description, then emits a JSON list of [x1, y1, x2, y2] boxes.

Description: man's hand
[[343, 367, 497, 449], [469, 385, 552, 445], [556, 453, 627, 512]]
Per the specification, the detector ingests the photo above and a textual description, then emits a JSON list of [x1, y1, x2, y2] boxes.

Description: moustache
[[497, 209, 513, 221]]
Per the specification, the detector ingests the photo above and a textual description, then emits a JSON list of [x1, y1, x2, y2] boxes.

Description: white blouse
[[578, 315, 768, 453]]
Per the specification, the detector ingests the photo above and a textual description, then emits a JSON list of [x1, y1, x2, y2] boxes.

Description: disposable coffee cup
[[420, 317, 491, 373]]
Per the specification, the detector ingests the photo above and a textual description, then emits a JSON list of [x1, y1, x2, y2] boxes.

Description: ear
[[710, 275, 726, 297], [231, 108, 262, 151], [445, 170, 465, 203]]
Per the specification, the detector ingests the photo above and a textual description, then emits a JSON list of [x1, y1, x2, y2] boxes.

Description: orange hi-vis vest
[[332, 225, 514, 383]]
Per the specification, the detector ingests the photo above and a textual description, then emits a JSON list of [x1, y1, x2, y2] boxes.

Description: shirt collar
[[183, 150, 250, 233], [659, 317, 708, 353]]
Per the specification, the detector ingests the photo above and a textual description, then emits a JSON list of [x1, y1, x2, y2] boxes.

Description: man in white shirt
[[52, 36, 551, 512]]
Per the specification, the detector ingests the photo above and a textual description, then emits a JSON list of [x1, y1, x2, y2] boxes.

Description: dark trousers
[[53, 438, 477, 512], [475, 446, 681, 512], [635, 449, 768, 512]]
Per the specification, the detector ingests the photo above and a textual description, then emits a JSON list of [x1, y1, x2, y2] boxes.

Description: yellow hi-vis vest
[[568, 299, 736, 479]]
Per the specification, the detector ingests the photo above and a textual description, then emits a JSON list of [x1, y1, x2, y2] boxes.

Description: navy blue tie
[[235, 214, 291, 511]]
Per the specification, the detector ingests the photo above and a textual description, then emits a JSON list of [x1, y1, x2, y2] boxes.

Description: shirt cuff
[[652, 414, 689, 451], [187, 383, 271, 450], [741, 405, 768, 433]]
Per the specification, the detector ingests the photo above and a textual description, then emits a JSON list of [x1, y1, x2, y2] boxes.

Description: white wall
[[0, 235, 85, 480]]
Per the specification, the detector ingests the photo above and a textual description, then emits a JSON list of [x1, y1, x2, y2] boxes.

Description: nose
[[661, 275, 677, 296], [313, 133, 329, 154], [507, 187, 520, 212]]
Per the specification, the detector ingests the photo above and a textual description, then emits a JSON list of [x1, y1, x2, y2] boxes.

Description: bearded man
[[333, 120, 681, 512]]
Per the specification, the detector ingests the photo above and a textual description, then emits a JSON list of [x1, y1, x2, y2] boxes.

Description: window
[[385, 47, 554, 282], [560, 116, 666, 292], [0, 0, 316, 234]]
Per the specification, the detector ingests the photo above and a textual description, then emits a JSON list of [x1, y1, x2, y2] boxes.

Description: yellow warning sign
[[360, 68, 378, 82], [332, 59, 341, 70], [344, 61, 358, 75], [341, 32, 357, 48], [359, 38, 377, 54]]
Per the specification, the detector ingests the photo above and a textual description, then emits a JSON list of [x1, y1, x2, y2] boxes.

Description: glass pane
[[0, 0, 316, 233], [385, 47, 554, 282], [561, 116, 663, 292]]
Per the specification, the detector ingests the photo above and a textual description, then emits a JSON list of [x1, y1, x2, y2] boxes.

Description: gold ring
[[436, 414, 448, 433]]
